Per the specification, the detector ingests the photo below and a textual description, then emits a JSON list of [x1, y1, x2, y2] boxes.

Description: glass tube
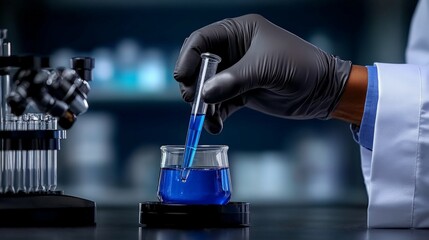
[[18, 115, 26, 193], [13, 115, 24, 193], [47, 115, 57, 192], [181, 53, 221, 181], [32, 114, 43, 192], [38, 114, 46, 192], [22, 114, 30, 193], [27, 114, 36, 192], [0, 32, 10, 194], [4, 114, 14, 193]]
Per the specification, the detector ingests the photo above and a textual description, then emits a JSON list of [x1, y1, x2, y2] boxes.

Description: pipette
[[181, 53, 221, 181]]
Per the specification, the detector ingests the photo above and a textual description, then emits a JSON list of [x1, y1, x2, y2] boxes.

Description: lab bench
[[0, 205, 428, 240]]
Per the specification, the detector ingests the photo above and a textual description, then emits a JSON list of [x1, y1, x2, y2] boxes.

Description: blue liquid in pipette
[[181, 113, 205, 180], [158, 167, 231, 205]]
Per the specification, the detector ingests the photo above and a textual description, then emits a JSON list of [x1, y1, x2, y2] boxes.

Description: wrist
[[331, 65, 368, 125]]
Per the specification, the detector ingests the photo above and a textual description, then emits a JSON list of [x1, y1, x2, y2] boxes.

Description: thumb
[[203, 54, 258, 104]]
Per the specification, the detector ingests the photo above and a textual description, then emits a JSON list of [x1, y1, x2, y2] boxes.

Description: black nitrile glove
[[174, 14, 352, 134]]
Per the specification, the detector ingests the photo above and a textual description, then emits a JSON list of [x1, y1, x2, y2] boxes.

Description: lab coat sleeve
[[363, 63, 429, 228], [406, 0, 429, 65]]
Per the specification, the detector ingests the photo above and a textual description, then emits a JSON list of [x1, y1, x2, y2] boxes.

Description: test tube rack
[[1, 113, 61, 194], [0, 29, 95, 227]]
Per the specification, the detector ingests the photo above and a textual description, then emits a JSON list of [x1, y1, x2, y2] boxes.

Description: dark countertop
[[0, 205, 429, 240]]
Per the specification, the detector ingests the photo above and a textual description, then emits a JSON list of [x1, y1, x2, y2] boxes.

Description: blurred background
[[0, 0, 418, 206]]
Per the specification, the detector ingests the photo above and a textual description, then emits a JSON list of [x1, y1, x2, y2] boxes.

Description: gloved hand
[[174, 14, 352, 134]]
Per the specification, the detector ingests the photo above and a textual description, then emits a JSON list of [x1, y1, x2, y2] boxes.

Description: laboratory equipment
[[181, 53, 221, 181], [139, 201, 249, 228], [158, 145, 231, 204], [139, 145, 250, 228], [0, 29, 95, 226]]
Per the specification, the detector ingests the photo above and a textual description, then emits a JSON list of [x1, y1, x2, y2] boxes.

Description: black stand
[[139, 201, 250, 228], [0, 193, 96, 227], [0, 130, 96, 227]]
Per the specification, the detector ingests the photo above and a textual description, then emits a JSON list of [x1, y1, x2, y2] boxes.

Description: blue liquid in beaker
[[158, 167, 231, 205], [181, 114, 205, 180]]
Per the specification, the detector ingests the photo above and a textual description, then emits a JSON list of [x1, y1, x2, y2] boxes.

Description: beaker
[[158, 145, 231, 205]]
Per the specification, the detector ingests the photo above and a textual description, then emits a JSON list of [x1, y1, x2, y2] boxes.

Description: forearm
[[331, 65, 368, 125]]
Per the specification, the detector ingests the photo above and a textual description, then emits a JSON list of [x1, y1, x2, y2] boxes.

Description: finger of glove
[[203, 95, 246, 134], [173, 22, 230, 85], [203, 52, 258, 104], [179, 82, 196, 102], [204, 104, 223, 134]]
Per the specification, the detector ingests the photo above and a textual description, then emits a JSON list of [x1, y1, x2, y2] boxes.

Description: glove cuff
[[320, 57, 352, 120]]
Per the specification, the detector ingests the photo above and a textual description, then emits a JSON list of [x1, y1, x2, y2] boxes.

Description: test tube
[[33, 114, 45, 192], [18, 115, 28, 192], [13, 115, 24, 193], [181, 53, 221, 181], [32, 114, 39, 192], [46, 115, 57, 192], [38, 114, 46, 192], [4, 114, 15, 193], [22, 114, 31, 193], [0, 36, 10, 194], [52, 117, 58, 191], [27, 114, 37, 192]]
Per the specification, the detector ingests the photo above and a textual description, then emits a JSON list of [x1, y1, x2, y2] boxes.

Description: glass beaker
[[157, 145, 232, 205]]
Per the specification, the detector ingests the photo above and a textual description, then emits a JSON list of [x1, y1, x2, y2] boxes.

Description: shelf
[[88, 88, 182, 103]]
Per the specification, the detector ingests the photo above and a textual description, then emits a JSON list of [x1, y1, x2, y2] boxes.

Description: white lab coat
[[362, 0, 429, 228]]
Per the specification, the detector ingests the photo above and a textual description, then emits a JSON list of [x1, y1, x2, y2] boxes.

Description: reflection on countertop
[[0, 205, 428, 240]]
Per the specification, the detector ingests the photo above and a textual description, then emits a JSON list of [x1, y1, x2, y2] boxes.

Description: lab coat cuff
[[367, 63, 427, 228]]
